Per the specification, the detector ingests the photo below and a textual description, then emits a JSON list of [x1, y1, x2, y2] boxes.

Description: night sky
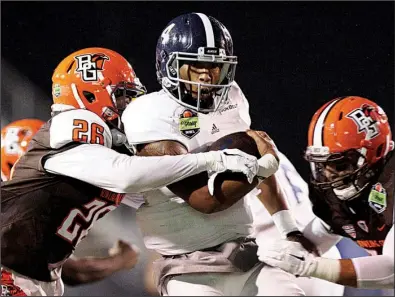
[[2, 1, 394, 179]]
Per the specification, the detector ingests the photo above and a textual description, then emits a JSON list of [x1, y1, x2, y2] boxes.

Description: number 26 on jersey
[[72, 119, 105, 145]]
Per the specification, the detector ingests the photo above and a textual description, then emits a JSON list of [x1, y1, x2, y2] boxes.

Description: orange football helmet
[[1, 119, 45, 181], [305, 96, 393, 200], [52, 47, 146, 128]]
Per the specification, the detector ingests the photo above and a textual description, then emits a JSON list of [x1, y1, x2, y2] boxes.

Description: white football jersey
[[122, 82, 256, 255]]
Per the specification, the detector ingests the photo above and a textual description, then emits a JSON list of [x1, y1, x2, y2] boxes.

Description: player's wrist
[[196, 152, 214, 171], [307, 257, 341, 282], [257, 153, 279, 179], [272, 210, 299, 238]]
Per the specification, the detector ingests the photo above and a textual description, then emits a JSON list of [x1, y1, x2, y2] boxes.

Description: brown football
[[208, 131, 261, 158], [167, 131, 260, 213]]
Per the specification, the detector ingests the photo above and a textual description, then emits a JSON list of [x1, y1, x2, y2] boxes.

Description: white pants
[[166, 263, 306, 296], [1, 268, 64, 296]]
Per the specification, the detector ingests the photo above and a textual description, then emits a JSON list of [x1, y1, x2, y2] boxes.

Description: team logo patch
[[342, 224, 357, 239], [368, 182, 387, 214], [346, 104, 380, 139], [357, 220, 369, 233], [53, 83, 61, 98], [75, 53, 109, 82], [179, 109, 200, 139]]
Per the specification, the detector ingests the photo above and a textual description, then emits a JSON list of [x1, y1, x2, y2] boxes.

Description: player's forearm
[[61, 255, 127, 286], [306, 256, 394, 289], [256, 175, 288, 215], [256, 175, 301, 237], [44, 144, 210, 193], [202, 174, 259, 213], [307, 225, 394, 288], [173, 173, 259, 214]]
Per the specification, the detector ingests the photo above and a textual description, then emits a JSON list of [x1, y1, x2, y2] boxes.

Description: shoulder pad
[[228, 81, 251, 127], [122, 91, 183, 145]]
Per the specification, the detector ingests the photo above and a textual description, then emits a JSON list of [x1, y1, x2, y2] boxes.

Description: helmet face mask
[[163, 50, 237, 112], [306, 148, 372, 200], [156, 13, 237, 113], [110, 81, 147, 114]]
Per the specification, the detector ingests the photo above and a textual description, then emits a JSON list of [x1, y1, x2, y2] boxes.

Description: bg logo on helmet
[[347, 104, 380, 139], [75, 53, 109, 82]]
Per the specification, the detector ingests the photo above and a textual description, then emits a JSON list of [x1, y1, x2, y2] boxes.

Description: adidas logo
[[211, 124, 220, 134]]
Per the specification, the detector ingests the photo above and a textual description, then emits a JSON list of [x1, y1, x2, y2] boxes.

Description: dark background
[[2, 0, 394, 181], [1, 2, 394, 296]]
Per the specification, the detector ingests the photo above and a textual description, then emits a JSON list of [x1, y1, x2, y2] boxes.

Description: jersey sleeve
[[43, 143, 210, 193], [351, 225, 394, 289], [48, 109, 112, 149]]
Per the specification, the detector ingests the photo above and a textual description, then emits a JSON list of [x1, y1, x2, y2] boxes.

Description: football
[[168, 131, 260, 213], [208, 131, 261, 158]]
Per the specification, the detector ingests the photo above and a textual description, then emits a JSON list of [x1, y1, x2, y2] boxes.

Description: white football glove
[[203, 149, 259, 195], [259, 240, 341, 282], [258, 240, 317, 277]]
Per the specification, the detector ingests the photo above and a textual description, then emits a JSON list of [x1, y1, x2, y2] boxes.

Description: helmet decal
[[75, 53, 110, 82]]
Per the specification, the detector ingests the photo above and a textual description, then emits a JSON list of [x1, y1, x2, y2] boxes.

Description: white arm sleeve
[[302, 217, 343, 254], [351, 225, 394, 289], [43, 144, 208, 193]]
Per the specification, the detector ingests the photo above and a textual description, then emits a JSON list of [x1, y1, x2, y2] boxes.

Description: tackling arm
[[44, 143, 213, 194], [259, 226, 394, 289], [306, 225, 394, 288]]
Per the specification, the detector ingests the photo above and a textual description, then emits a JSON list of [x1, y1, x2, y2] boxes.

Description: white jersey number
[[56, 199, 116, 245]]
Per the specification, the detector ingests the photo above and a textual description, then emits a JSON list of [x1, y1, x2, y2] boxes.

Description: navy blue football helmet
[[156, 13, 237, 113]]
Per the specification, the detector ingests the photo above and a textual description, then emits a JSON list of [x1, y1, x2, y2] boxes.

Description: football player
[[122, 13, 316, 296], [1, 47, 259, 296], [259, 96, 394, 289], [1, 119, 139, 288], [142, 152, 345, 296]]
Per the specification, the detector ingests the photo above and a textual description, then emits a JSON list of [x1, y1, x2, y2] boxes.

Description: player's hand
[[258, 239, 318, 277], [108, 240, 140, 270], [246, 130, 279, 160], [246, 130, 280, 179], [205, 149, 259, 195], [205, 149, 259, 182], [286, 231, 320, 256]]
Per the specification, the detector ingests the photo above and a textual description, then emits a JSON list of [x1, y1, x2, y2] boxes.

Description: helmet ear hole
[[82, 91, 96, 103]]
